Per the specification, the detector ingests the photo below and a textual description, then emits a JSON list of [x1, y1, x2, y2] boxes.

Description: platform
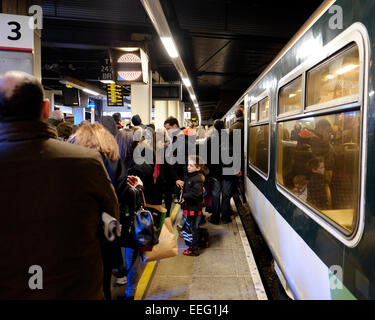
[[116, 200, 268, 301]]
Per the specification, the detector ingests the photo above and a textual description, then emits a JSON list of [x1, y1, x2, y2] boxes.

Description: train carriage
[[224, 0, 375, 299]]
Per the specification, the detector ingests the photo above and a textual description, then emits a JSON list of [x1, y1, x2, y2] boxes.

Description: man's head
[[131, 114, 142, 126], [315, 118, 333, 141], [51, 110, 64, 121], [164, 116, 179, 131], [113, 112, 122, 124], [0, 71, 50, 122], [235, 108, 244, 119], [308, 157, 325, 175]]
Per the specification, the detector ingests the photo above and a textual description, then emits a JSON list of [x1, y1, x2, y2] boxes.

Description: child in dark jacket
[[181, 155, 205, 256]]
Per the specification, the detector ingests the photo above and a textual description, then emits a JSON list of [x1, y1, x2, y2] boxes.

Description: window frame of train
[[275, 23, 370, 247], [247, 91, 271, 180]]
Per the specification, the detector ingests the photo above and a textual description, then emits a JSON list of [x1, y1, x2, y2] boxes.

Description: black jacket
[[182, 171, 204, 214], [0, 121, 119, 300]]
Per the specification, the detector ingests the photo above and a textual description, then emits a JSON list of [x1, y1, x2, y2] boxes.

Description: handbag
[[142, 217, 178, 263], [133, 191, 159, 248]]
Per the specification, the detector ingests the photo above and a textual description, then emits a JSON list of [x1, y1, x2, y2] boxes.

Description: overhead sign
[[152, 84, 182, 101], [0, 14, 34, 51], [100, 59, 113, 81], [109, 48, 149, 84], [184, 112, 191, 119], [106, 83, 124, 106]]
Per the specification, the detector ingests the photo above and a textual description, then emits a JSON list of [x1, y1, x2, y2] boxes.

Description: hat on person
[[131, 114, 142, 126]]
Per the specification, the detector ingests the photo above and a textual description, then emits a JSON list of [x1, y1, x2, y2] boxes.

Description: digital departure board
[[106, 83, 124, 106]]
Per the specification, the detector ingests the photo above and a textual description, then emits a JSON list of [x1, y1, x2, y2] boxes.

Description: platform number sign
[[0, 14, 33, 51]]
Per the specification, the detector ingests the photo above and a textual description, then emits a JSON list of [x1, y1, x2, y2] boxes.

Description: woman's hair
[[69, 123, 119, 160], [56, 121, 73, 140], [116, 129, 135, 167]]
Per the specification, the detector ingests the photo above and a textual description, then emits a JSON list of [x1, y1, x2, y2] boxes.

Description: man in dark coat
[[0, 71, 119, 300]]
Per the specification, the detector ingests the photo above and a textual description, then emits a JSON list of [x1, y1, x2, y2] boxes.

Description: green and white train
[[224, 0, 375, 299]]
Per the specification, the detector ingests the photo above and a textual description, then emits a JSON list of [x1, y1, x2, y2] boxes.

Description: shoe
[[116, 276, 127, 285], [183, 248, 199, 256], [208, 217, 220, 225]]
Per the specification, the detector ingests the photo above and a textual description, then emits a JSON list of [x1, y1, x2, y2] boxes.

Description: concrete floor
[[142, 211, 259, 300]]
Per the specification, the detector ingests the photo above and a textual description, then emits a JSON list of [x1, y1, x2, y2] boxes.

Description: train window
[[278, 76, 302, 116], [306, 44, 359, 108], [250, 104, 257, 123], [249, 124, 269, 176], [258, 97, 270, 121], [276, 111, 360, 233]]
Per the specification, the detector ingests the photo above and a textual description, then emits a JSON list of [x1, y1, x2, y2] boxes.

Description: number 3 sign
[[0, 14, 34, 52]]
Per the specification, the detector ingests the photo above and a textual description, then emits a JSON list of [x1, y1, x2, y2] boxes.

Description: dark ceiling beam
[[196, 71, 253, 78], [189, 31, 290, 43], [197, 40, 232, 71]]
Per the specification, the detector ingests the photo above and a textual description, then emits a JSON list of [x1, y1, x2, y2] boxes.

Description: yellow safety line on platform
[[134, 261, 157, 300]]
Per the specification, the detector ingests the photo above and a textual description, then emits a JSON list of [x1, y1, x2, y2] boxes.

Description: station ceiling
[[41, 0, 323, 122]]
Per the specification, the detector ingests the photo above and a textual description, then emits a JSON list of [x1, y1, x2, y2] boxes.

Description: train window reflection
[[278, 76, 302, 116], [276, 111, 360, 233], [259, 97, 269, 121], [249, 125, 269, 175], [250, 104, 257, 123], [307, 44, 359, 107]]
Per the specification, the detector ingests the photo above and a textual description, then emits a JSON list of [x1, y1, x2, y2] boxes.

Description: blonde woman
[[69, 123, 143, 300]]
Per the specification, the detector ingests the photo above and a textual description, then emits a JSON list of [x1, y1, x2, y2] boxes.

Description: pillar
[[167, 101, 178, 119], [90, 107, 95, 124], [131, 70, 152, 125], [154, 100, 168, 129], [1, 0, 42, 80], [179, 101, 184, 129], [74, 108, 85, 125]]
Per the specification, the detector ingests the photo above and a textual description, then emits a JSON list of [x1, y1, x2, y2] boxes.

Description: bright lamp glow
[[160, 37, 179, 58], [83, 88, 100, 96], [100, 80, 115, 84], [190, 94, 196, 100], [182, 78, 191, 87]]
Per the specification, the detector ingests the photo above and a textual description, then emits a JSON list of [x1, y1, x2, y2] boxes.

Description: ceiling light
[[182, 78, 191, 87], [336, 64, 359, 75], [190, 94, 196, 100], [100, 80, 115, 84], [83, 88, 100, 96], [289, 93, 297, 98], [326, 74, 335, 80], [160, 37, 179, 58]]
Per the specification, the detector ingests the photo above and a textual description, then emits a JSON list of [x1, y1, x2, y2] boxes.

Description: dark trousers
[[186, 215, 202, 250], [211, 178, 234, 222], [163, 184, 174, 216], [101, 243, 123, 300]]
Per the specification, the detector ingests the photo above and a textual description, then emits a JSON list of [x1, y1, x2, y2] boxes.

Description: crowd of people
[[0, 71, 244, 300]]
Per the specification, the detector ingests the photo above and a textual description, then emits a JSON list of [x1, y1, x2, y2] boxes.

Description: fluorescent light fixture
[[190, 94, 196, 100], [369, 91, 375, 97], [100, 80, 115, 84], [182, 78, 191, 87], [83, 88, 100, 96], [326, 74, 335, 80], [160, 37, 179, 58], [336, 64, 359, 75], [289, 93, 297, 98]]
